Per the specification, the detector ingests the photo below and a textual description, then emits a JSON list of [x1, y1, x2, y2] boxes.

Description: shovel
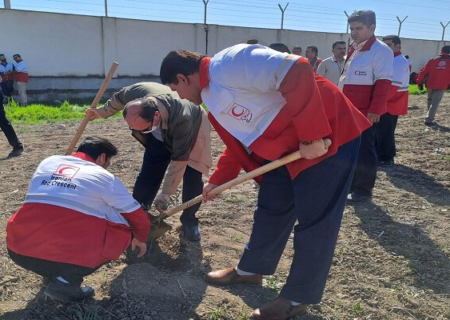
[[65, 62, 119, 155], [150, 150, 303, 238]]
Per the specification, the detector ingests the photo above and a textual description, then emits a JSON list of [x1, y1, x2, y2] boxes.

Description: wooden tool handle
[[65, 62, 119, 155], [158, 150, 302, 220]]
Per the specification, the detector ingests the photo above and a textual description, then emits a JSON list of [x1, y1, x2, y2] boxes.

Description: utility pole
[[278, 3, 289, 30], [104, 0, 108, 17], [397, 16, 408, 36], [344, 11, 349, 34], [440, 21, 450, 41], [4, 0, 11, 9], [203, 0, 209, 54]]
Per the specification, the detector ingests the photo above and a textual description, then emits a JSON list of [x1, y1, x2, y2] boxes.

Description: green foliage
[[353, 302, 363, 316], [409, 84, 427, 95], [4, 100, 122, 124], [74, 305, 100, 320], [263, 276, 283, 293], [209, 308, 223, 320]]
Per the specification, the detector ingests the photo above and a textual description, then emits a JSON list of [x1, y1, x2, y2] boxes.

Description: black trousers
[[132, 133, 204, 226], [8, 249, 99, 286], [0, 91, 22, 148], [350, 125, 377, 197], [376, 113, 398, 162], [1, 80, 14, 97]]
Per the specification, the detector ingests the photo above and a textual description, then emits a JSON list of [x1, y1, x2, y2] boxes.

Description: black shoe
[[8, 146, 24, 158], [44, 278, 95, 303], [425, 121, 437, 127], [347, 192, 371, 203], [182, 224, 201, 242], [378, 159, 394, 167]]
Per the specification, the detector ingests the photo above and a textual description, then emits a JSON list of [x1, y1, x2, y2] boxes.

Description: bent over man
[[7, 137, 150, 302], [160, 44, 371, 319], [87, 82, 212, 241]]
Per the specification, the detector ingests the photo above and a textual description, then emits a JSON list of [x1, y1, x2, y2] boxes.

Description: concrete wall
[[0, 9, 448, 102]]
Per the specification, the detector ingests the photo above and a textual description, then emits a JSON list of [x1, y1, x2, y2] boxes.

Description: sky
[[2, 0, 450, 41]]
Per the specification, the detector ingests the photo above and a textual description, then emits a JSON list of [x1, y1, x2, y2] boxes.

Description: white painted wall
[[0, 9, 448, 101]]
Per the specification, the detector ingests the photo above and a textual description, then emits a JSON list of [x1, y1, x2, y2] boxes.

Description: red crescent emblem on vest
[[231, 105, 245, 117]]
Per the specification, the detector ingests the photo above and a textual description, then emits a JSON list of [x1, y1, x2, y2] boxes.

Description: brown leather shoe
[[251, 297, 307, 320], [205, 268, 262, 286]]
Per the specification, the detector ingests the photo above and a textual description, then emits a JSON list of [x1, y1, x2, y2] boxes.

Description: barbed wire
[[4, 0, 450, 40]]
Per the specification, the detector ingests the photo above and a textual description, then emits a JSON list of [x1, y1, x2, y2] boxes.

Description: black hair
[[123, 97, 158, 122], [382, 35, 401, 45], [348, 10, 376, 27], [269, 43, 291, 53], [76, 136, 118, 160], [442, 46, 450, 54], [332, 41, 346, 49], [247, 39, 259, 44], [160, 50, 204, 85], [13, 54, 21, 58], [306, 46, 318, 54]]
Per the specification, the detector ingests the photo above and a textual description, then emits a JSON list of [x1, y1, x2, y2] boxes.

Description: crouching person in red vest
[[6, 136, 150, 302]]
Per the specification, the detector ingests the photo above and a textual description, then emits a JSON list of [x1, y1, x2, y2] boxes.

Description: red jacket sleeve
[[209, 147, 243, 185], [416, 60, 431, 85], [368, 79, 391, 115], [121, 208, 150, 243]]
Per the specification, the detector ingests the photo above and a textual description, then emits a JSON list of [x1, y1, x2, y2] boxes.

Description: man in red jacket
[[416, 45, 450, 126], [160, 44, 370, 319], [6, 137, 150, 302], [338, 10, 393, 202]]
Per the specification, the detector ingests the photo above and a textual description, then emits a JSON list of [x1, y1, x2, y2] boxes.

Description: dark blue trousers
[[376, 113, 398, 162], [132, 134, 203, 226], [0, 91, 22, 148], [351, 125, 377, 197], [237, 138, 360, 304]]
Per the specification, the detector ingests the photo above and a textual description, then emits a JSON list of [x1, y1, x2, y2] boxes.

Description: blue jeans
[[132, 133, 203, 226], [237, 138, 360, 304]]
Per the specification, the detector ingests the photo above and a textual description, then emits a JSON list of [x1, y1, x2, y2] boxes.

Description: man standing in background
[[0, 54, 15, 101], [416, 45, 450, 126], [317, 41, 346, 85], [305, 46, 322, 72], [376, 35, 410, 166], [13, 54, 28, 106], [338, 10, 393, 203]]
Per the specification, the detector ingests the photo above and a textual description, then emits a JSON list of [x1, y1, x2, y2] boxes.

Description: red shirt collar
[[72, 152, 96, 163], [199, 57, 211, 90], [359, 35, 377, 52], [394, 51, 402, 57]]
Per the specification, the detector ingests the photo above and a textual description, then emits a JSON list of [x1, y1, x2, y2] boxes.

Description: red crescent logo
[[58, 166, 75, 175], [231, 106, 245, 117]]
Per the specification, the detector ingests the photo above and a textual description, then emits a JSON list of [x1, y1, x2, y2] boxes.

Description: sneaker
[[425, 121, 437, 127], [44, 278, 95, 303], [182, 224, 201, 242], [8, 146, 24, 158]]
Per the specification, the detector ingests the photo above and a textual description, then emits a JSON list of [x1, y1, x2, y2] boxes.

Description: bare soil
[[0, 95, 450, 320]]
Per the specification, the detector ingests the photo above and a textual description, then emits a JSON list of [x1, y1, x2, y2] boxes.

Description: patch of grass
[[353, 302, 363, 316], [4, 99, 122, 124], [409, 84, 427, 95], [231, 234, 244, 242]]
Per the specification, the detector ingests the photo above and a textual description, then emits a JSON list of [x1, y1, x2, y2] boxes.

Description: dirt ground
[[0, 94, 449, 320]]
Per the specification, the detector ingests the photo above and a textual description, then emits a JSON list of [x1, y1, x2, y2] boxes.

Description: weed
[[263, 276, 283, 293], [209, 308, 223, 320], [408, 84, 427, 95], [74, 304, 100, 320], [353, 302, 363, 316]]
